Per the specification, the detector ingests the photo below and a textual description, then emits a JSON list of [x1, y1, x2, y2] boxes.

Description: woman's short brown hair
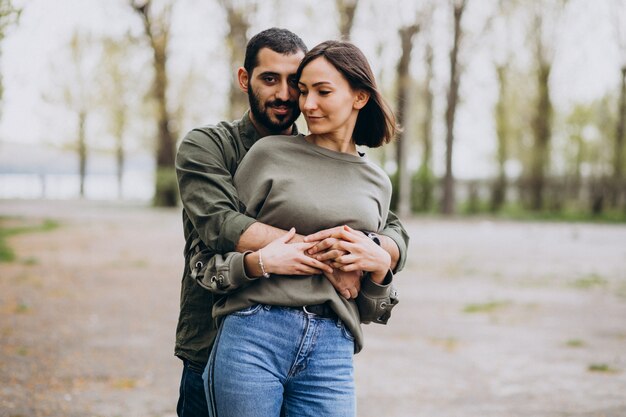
[[296, 40, 397, 148]]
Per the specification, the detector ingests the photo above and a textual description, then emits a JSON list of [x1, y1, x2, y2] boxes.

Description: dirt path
[[1, 200, 625, 417]]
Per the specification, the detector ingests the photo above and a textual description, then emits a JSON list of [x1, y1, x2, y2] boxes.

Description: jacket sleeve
[[189, 245, 260, 295], [355, 271, 399, 324], [378, 210, 409, 273], [176, 129, 256, 254]]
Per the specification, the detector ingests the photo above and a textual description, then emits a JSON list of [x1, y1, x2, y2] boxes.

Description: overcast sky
[[0, 0, 623, 179]]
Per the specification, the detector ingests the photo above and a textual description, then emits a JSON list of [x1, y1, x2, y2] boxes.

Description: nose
[[275, 79, 291, 102], [301, 93, 317, 111]]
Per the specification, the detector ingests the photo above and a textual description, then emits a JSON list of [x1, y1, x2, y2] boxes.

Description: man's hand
[[323, 268, 362, 299], [258, 228, 333, 276]]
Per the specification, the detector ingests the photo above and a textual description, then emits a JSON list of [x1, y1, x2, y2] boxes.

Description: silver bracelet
[[258, 250, 270, 279]]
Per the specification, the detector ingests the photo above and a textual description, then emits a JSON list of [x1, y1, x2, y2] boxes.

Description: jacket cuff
[[227, 251, 259, 287], [218, 214, 257, 253], [361, 270, 393, 297]]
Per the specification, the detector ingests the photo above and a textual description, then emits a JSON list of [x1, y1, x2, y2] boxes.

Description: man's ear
[[353, 90, 370, 110], [237, 67, 249, 93]]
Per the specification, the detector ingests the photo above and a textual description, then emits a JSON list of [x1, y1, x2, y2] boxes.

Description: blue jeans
[[203, 304, 356, 417], [177, 359, 209, 417]]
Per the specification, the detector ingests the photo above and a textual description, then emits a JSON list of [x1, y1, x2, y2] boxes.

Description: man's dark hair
[[244, 28, 308, 73]]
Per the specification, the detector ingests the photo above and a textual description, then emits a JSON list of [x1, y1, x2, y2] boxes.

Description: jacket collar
[[238, 110, 299, 150]]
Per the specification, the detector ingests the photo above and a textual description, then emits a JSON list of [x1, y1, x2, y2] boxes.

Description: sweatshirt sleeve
[[378, 210, 410, 273]]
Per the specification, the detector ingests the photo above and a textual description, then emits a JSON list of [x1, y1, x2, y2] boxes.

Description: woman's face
[[297, 57, 361, 139]]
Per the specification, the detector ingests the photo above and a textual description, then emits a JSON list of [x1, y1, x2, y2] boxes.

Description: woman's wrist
[[243, 251, 263, 278]]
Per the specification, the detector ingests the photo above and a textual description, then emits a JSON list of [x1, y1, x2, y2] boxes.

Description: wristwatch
[[364, 231, 381, 246]]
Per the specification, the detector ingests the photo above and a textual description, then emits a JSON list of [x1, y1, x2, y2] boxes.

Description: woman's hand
[[256, 228, 334, 276], [316, 225, 391, 284]]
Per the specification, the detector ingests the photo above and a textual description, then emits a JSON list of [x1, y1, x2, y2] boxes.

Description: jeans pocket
[[339, 321, 355, 342], [231, 304, 263, 317]]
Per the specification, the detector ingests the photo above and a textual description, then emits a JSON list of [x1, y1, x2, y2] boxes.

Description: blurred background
[[0, 0, 625, 219], [1, 1, 626, 417]]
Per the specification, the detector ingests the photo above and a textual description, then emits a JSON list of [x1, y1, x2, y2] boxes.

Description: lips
[[271, 105, 290, 115]]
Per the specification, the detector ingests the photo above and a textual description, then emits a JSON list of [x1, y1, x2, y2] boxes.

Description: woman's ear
[[353, 90, 370, 110], [237, 67, 249, 93]]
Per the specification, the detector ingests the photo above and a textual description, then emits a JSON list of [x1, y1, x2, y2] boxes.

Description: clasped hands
[[259, 225, 391, 299]]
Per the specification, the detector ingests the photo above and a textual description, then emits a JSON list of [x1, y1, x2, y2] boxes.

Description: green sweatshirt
[[208, 134, 398, 353]]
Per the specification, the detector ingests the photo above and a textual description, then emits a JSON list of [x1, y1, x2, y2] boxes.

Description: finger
[[293, 241, 319, 251], [341, 289, 351, 299], [334, 240, 359, 254], [335, 254, 359, 265], [334, 228, 360, 243], [314, 249, 347, 262], [296, 266, 324, 275], [340, 263, 359, 272], [348, 287, 358, 299], [279, 227, 297, 243], [307, 238, 336, 255], [303, 226, 343, 242], [300, 256, 334, 274]]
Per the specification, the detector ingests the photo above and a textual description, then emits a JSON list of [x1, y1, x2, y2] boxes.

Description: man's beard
[[248, 84, 300, 134]]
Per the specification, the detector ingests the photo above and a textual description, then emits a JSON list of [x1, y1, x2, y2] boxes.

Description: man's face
[[246, 48, 305, 134]]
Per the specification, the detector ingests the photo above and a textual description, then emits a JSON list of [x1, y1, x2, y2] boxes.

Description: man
[[175, 28, 409, 417]]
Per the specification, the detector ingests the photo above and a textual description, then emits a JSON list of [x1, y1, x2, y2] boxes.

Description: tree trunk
[[441, 0, 467, 215], [613, 66, 626, 207], [395, 24, 419, 218], [78, 111, 87, 198], [114, 108, 125, 200], [132, 1, 178, 207], [529, 60, 552, 211], [491, 64, 508, 212], [336, 0, 358, 40], [220, 0, 251, 120], [417, 40, 435, 212]]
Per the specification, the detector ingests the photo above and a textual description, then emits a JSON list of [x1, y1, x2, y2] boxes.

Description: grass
[[571, 273, 608, 289], [566, 339, 585, 348], [0, 217, 60, 262], [463, 300, 509, 314], [588, 363, 620, 374]]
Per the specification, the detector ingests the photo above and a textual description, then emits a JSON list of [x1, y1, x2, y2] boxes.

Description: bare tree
[[336, 0, 358, 39], [395, 22, 420, 218], [527, 3, 561, 211], [217, 0, 255, 120], [0, 0, 20, 123], [44, 30, 96, 198], [612, 0, 626, 208], [489, 0, 518, 212], [415, 38, 435, 212], [131, 0, 178, 207], [441, 0, 468, 215], [97, 33, 142, 199]]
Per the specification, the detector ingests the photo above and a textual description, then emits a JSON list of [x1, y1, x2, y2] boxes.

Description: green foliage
[[153, 167, 179, 207], [0, 217, 60, 262], [463, 300, 509, 314], [411, 165, 436, 213]]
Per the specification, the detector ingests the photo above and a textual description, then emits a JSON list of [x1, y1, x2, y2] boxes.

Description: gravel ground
[[1, 200, 625, 417]]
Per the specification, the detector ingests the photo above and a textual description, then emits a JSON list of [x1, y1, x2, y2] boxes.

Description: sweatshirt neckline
[[294, 134, 367, 163]]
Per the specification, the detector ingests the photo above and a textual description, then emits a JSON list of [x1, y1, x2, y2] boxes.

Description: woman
[[203, 40, 401, 417]]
